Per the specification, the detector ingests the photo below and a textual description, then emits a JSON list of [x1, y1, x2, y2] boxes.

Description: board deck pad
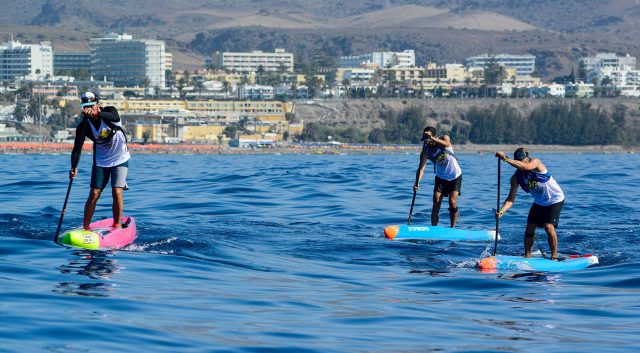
[[385, 224, 497, 241], [60, 216, 137, 250], [478, 254, 598, 272]]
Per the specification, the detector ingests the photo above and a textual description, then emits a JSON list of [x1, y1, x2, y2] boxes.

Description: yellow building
[[381, 68, 425, 85], [106, 99, 302, 144]]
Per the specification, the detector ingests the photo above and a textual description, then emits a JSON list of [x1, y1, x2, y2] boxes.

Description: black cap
[[513, 147, 529, 161]]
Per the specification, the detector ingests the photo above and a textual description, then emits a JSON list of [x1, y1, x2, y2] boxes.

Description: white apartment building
[[465, 53, 536, 76], [164, 52, 173, 72], [90, 33, 166, 88], [0, 40, 53, 81], [340, 50, 416, 68], [237, 85, 275, 100], [581, 53, 636, 75], [580, 53, 639, 97], [211, 49, 294, 73]]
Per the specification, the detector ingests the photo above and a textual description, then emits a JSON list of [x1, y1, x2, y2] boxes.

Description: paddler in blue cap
[[495, 147, 565, 259], [414, 126, 463, 228], [69, 91, 130, 230]]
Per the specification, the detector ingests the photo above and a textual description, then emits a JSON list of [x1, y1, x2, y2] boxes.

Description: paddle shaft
[[54, 178, 74, 244], [407, 190, 417, 225], [493, 159, 501, 256]]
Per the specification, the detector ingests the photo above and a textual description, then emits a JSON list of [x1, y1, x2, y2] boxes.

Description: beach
[[0, 141, 636, 155]]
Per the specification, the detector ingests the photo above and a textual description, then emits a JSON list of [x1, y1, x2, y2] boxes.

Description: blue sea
[[1, 151, 639, 352]]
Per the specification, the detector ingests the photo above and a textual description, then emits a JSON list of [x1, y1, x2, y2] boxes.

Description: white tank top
[[526, 169, 565, 206], [88, 120, 130, 168], [433, 146, 462, 181]]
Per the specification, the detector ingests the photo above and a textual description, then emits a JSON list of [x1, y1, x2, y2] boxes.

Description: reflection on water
[[54, 250, 121, 297]]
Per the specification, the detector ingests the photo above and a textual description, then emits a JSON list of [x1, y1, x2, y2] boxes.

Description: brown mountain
[[0, 0, 638, 78]]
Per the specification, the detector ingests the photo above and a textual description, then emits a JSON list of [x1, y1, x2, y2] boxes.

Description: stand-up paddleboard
[[384, 225, 498, 241], [478, 254, 598, 272], [59, 217, 137, 250]]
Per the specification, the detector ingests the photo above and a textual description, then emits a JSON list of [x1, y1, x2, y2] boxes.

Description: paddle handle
[[493, 159, 501, 256], [407, 190, 417, 225], [54, 178, 74, 244]]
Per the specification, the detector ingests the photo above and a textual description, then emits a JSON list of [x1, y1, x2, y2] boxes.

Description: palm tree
[[141, 77, 151, 98], [191, 76, 204, 98], [256, 65, 266, 85], [13, 103, 27, 122]]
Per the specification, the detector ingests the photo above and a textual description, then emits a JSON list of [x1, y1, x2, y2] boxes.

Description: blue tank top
[[515, 169, 564, 206]]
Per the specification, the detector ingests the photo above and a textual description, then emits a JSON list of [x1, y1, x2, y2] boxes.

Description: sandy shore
[[0, 142, 637, 155]]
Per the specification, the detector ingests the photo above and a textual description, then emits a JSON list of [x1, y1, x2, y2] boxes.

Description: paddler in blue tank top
[[495, 147, 565, 260], [414, 126, 463, 227]]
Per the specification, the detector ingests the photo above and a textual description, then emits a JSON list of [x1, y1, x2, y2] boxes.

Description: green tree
[[13, 102, 27, 122]]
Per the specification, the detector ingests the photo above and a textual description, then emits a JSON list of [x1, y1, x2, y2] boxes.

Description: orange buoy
[[478, 256, 497, 270], [384, 225, 400, 240]]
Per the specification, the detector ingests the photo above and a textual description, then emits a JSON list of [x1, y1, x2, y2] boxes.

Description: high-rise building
[[340, 50, 416, 69], [0, 40, 53, 81], [54, 51, 90, 74], [90, 33, 166, 88], [465, 53, 536, 76], [211, 49, 294, 73]]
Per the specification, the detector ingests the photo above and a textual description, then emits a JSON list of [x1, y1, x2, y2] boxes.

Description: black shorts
[[434, 175, 462, 197], [527, 200, 564, 228]]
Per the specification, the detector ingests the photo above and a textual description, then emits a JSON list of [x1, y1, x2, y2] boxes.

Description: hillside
[[292, 97, 640, 136], [0, 0, 639, 77]]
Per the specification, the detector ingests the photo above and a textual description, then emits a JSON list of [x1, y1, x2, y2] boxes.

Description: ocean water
[[1, 152, 639, 352]]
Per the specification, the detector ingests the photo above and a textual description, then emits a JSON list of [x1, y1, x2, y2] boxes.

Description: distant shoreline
[[0, 142, 636, 155]]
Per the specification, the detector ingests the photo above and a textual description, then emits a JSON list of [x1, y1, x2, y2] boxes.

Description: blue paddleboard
[[384, 225, 497, 241], [478, 254, 598, 272]]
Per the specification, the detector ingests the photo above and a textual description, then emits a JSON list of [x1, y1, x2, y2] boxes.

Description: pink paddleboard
[[60, 217, 137, 250]]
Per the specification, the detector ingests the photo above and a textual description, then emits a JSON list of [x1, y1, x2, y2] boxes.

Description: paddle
[[407, 190, 417, 225], [492, 158, 501, 256], [54, 178, 74, 244]]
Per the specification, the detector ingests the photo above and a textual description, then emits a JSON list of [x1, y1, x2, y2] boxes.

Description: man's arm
[[497, 174, 519, 218], [414, 150, 429, 191], [496, 151, 539, 171], [70, 122, 86, 178], [97, 106, 120, 122], [426, 133, 452, 149]]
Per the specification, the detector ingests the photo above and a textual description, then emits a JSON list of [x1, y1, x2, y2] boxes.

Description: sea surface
[[1, 152, 639, 353]]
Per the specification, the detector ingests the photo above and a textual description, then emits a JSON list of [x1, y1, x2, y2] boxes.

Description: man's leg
[[524, 223, 537, 257], [448, 191, 459, 228], [544, 223, 559, 259], [110, 162, 128, 228], [111, 187, 124, 227], [431, 191, 444, 226], [83, 188, 102, 229]]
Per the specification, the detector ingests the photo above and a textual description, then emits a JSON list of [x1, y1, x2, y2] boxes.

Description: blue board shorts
[[90, 161, 129, 190]]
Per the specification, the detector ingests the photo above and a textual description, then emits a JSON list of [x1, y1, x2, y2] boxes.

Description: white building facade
[[340, 50, 415, 68], [90, 33, 166, 88], [0, 40, 54, 81], [465, 53, 536, 76], [580, 53, 639, 97], [211, 49, 294, 73]]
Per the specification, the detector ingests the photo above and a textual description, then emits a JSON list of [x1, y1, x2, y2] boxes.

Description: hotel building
[[210, 49, 294, 73], [465, 53, 536, 77], [0, 40, 53, 81], [90, 33, 166, 88]]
